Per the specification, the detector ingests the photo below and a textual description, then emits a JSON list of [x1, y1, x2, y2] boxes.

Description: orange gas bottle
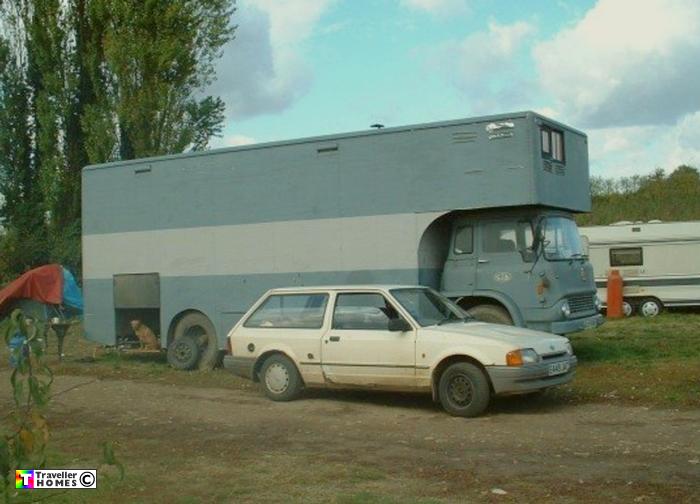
[[607, 269, 624, 319]]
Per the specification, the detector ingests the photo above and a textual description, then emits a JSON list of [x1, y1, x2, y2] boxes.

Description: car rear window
[[244, 293, 329, 329]]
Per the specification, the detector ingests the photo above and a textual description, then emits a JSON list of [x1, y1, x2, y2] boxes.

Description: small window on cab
[[610, 247, 643, 267], [454, 225, 474, 254], [541, 126, 565, 163], [244, 293, 329, 329]]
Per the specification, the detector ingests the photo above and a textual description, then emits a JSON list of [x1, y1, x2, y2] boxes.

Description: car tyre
[[466, 304, 513, 325], [166, 335, 200, 370], [638, 298, 662, 318], [171, 312, 219, 370], [438, 362, 491, 417], [259, 354, 303, 402]]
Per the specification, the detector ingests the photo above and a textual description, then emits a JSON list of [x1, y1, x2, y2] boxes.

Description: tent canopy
[[0, 264, 83, 315]]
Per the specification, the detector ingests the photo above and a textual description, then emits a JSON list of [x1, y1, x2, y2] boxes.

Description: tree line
[[576, 165, 700, 226], [0, 0, 235, 283]]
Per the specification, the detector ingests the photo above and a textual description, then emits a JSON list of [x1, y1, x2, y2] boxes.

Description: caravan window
[[610, 247, 643, 267]]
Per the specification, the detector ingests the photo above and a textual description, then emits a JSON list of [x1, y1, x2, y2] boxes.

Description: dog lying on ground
[[130, 320, 160, 351]]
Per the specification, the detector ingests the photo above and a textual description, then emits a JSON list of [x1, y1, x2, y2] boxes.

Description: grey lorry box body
[[82, 111, 601, 349]]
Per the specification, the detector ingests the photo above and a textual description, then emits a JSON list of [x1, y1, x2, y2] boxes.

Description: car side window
[[332, 293, 399, 330], [244, 293, 328, 329]]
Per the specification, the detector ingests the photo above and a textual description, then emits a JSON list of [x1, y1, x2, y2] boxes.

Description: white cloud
[[216, 134, 257, 148], [430, 21, 536, 112], [400, 0, 468, 15], [534, 0, 700, 128], [210, 0, 334, 120]]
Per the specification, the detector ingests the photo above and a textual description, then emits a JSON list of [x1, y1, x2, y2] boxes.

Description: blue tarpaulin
[[62, 267, 83, 311]]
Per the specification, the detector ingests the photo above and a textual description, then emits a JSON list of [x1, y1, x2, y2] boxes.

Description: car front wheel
[[438, 362, 491, 417], [259, 354, 303, 402]]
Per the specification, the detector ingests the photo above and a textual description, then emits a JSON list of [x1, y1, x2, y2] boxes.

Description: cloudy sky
[[210, 0, 700, 177]]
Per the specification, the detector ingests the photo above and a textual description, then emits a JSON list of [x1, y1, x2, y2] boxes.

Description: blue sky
[[210, 0, 700, 178]]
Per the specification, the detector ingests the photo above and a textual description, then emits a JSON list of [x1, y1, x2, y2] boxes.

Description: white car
[[224, 285, 577, 417]]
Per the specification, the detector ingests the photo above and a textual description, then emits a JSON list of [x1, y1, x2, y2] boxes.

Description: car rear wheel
[[466, 304, 513, 325], [259, 354, 303, 402], [438, 362, 491, 417]]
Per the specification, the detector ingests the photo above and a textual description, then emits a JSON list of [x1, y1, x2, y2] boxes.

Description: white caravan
[[580, 220, 700, 316]]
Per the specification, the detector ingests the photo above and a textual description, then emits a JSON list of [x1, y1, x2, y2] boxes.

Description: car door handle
[[478, 259, 489, 264], [329, 336, 340, 342]]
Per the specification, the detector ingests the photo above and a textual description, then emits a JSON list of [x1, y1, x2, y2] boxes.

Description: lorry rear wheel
[[170, 312, 220, 370], [438, 362, 491, 417], [466, 305, 513, 325]]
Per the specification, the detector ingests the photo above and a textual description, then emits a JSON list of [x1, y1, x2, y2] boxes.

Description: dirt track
[[2, 372, 699, 502]]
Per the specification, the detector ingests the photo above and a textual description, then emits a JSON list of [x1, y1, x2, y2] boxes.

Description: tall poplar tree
[[0, 0, 235, 281]]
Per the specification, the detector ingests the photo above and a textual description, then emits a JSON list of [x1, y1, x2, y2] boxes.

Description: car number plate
[[548, 361, 570, 376]]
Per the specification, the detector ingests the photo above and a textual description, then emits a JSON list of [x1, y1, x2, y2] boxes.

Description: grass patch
[[557, 313, 700, 407]]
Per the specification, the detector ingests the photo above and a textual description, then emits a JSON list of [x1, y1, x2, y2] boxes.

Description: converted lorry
[[580, 220, 700, 316], [81, 111, 603, 370]]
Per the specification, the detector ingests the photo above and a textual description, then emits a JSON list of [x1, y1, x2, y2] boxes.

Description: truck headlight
[[561, 301, 571, 318], [506, 348, 540, 366]]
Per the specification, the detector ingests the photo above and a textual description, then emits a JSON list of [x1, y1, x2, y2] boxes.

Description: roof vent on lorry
[[610, 221, 633, 226], [647, 219, 663, 224], [452, 131, 477, 144]]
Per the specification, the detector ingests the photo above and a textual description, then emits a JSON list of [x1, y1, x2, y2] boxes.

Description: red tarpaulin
[[0, 264, 63, 314]]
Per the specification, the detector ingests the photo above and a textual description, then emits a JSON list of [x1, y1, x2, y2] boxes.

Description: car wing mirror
[[388, 318, 411, 332]]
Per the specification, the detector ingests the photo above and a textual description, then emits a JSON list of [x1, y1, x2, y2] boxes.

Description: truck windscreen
[[542, 217, 586, 260]]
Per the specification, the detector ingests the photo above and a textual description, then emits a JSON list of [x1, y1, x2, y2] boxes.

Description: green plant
[[0, 309, 53, 502]]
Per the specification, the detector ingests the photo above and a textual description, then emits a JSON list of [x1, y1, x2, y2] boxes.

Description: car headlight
[[594, 295, 603, 312], [506, 348, 540, 366], [564, 341, 573, 355], [561, 301, 571, 318]]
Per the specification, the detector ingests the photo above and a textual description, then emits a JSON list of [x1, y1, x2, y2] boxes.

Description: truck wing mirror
[[388, 318, 411, 332], [520, 248, 536, 263]]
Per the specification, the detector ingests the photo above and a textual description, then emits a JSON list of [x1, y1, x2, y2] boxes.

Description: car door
[[321, 291, 417, 388]]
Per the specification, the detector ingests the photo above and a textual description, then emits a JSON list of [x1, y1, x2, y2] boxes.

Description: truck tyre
[[171, 312, 220, 370], [638, 298, 662, 318], [466, 304, 513, 325], [166, 335, 200, 370], [438, 362, 491, 417], [259, 354, 303, 402]]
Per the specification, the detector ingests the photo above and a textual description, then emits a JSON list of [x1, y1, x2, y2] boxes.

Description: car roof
[[267, 285, 427, 294]]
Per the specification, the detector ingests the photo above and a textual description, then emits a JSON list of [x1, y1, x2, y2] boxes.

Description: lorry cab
[[442, 207, 602, 334]]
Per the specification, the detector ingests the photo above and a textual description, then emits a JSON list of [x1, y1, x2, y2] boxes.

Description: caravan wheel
[[638, 299, 662, 318], [622, 301, 634, 317]]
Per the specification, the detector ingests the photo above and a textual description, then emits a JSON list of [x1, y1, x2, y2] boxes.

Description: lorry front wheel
[[466, 305, 513, 325], [438, 362, 491, 417], [169, 312, 220, 371]]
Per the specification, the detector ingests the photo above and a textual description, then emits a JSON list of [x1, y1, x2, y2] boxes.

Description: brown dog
[[130, 320, 160, 351]]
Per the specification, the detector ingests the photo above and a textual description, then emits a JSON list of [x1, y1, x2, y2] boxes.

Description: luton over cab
[[81, 111, 602, 370]]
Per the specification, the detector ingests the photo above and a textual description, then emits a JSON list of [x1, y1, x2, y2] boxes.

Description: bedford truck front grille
[[568, 294, 595, 314]]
